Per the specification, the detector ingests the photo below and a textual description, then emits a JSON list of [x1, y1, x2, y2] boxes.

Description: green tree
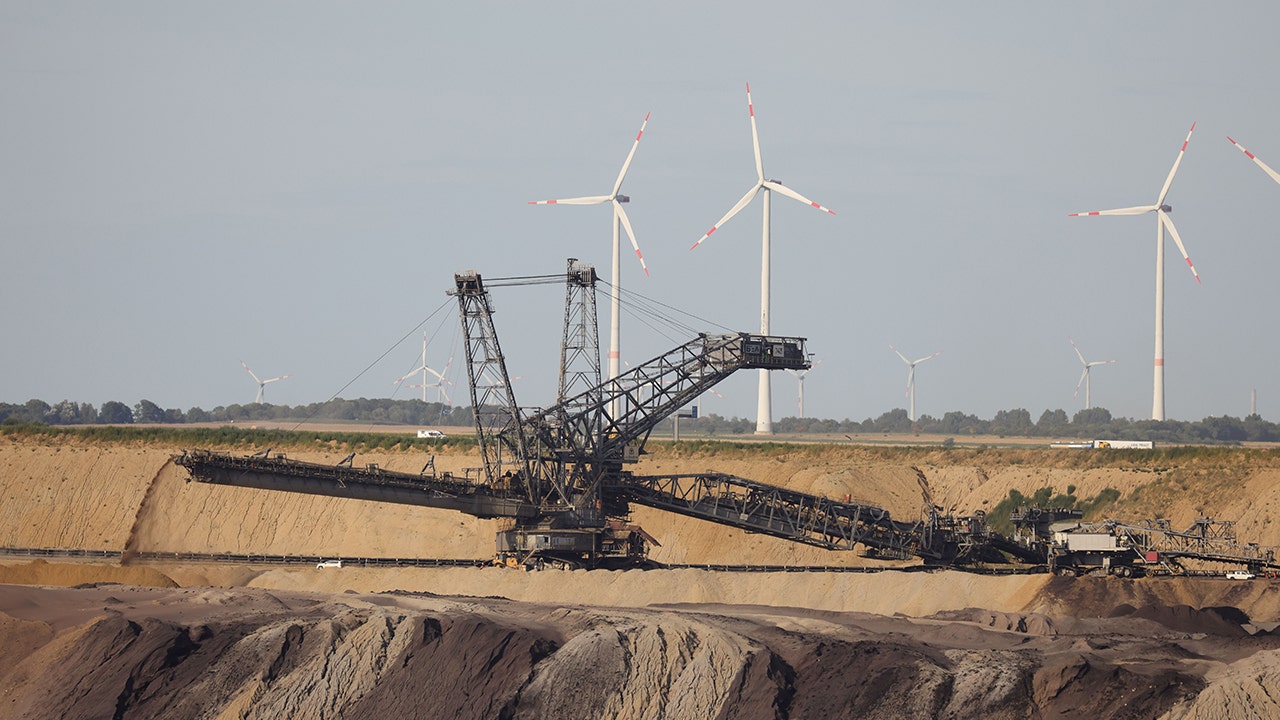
[[25, 399, 51, 420], [870, 409, 912, 433], [99, 401, 133, 424], [46, 400, 82, 425], [1072, 407, 1113, 427], [134, 399, 166, 424], [991, 408, 1033, 436], [1036, 409, 1069, 433], [1198, 415, 1247, 443]]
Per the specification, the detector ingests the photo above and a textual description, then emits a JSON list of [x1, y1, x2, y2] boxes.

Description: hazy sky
[[4, 2, 1280, 423]]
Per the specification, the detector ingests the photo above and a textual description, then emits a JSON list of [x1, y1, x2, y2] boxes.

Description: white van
[[316, 560, 343, 569]]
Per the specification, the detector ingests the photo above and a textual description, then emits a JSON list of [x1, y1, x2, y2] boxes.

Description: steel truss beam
[[616, 472, 954, 561]]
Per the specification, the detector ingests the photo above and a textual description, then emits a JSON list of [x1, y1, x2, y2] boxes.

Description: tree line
[[692, 406, 1279, 444], [2, 398, 1277, 444], [0, 398, 470, 428]]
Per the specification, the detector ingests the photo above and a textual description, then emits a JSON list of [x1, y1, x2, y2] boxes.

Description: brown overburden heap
[[7, 584, 1275, 720]]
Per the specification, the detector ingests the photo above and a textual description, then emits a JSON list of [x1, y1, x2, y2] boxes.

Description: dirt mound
[[0, 584, 1240, 720], [927, 607, 1058, 636], [1109, 603, 1250, 637], [0, 559, 177, 588]]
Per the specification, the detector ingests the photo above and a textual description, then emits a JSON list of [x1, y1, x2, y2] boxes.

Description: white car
[[417, 429, 447, 439], [316, 560, 343, 569], [1225, 570, 1255, 580]]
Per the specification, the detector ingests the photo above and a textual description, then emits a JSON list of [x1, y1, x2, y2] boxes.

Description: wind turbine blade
[[1227, 136, 1280, 186], [528, 195, 612, 206], [914, 351, 941, 365], [1075, 367, 1088, 399], [691, 183, 761, 249], [905, 367, 915, 400], [611, 112, 650, 197], [1070, 337, 1087, 366], [1158, 211, 1200, 283], [746, 82, 763, 181], [614, 200, 649, 277], [240, 360, 261, 385], [264, 374, 290, 384], [1156, 122, 1195, 206], [888, 343, 910, 365], [393, 369, 421, 385], [762, 180, 836, 215], [1068, 205, 1157, 217], [1088, 359, 1117, 368]]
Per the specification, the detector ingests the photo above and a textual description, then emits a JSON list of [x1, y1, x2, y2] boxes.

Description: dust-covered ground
[[6, 432, 1280, 717]]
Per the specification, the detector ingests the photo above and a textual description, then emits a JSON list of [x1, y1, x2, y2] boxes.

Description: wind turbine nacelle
[[616, 194, 630, 203], [1160, 204, 1172, 213]]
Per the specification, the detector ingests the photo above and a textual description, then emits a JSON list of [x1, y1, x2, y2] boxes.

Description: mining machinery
[[1009, 508, 1280, 577], [178, 260, 1004, 568], [175, 260, 1280, 574]]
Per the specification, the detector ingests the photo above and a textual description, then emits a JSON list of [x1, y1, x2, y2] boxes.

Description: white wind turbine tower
[[530, 113, 650, 418], [890, 345, 940, 423], [785, 358, 822, 418], [240, 360, 290, 405], [692, 82, 836, 435], [1070, 337, 1116, 410], [1069, 123, 1201, 421], [1227, 136, 1280, 186], [394, 333, 453, 405]]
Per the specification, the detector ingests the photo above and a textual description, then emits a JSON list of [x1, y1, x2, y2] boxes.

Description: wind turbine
[[394, 333, 453, 405], [785, 358, 822, 418], [890, 345, 940, 423], [240, 360, 290, 405], [530, 113, 650, 418], [1070, 337, 1116, 410], [1227, 136, 1280, 186], [1069, 123, 1200, 421], [692, 82, 836, 435]]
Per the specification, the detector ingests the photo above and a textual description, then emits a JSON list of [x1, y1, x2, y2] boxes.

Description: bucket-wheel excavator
[[178, 260, 987, 568]]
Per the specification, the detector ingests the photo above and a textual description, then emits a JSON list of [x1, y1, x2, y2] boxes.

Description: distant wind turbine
[[530, 113, 650, 419], [785, 358, 822, 418], [240, 360, 290, 404], [1069, 122, 1200, 421], [1070, 337, 1116, 410], [692, 82, 836, 436], [394, 333, 453, 405], [890, 345, 940, 423], [1227, 136, 1280, 186]]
